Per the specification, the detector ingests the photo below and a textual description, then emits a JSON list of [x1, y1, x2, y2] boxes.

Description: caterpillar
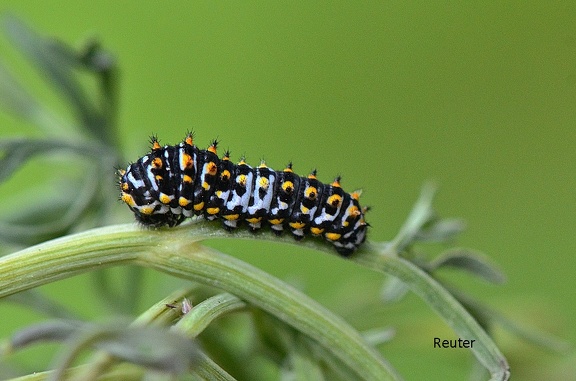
[[118, 134, 368, 256]]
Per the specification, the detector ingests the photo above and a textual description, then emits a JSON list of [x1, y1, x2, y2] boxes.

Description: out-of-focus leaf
[[91, 267, 144, 315], [281, 334, 325, 381], [389, 182, 437, 252], [28, 322, 201, 381], [362, 327, 396, 346], [428, 248, 506, 284], [6, 290, 79, 320], [298, 339, 370, 381], [489, 311, 572, 354], [0, 198, 77, 245], [7, 320, 201, 380], [79, 40, 115, 72], [451, 288, 573, 354], [0, 138, 83, 182], [2, 15, 108, 142], [452, 288, 573, 354], [380, 276, 409, 303], [7, 320, 82, 352], [0, 171, 100, 246], [415, 218, 466, 242], [3, 15, 89, 114], [79, 40, 119, 147], [91, 327, 200, 374], [252, 309, 292, 363], [0, 61, 38, 119], [0, 63, 75, 135]]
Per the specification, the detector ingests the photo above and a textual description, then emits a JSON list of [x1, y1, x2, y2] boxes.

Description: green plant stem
[[0, 215, 511, 380], [0, 224, 400, 381], [354, 246, 510, 381], [139, 245, 398, 380], [172, 293, 247, 338], [192, 352, 238, 381]]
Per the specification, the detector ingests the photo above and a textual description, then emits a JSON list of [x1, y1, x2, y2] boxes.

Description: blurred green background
[[0, 2, 575, 380]]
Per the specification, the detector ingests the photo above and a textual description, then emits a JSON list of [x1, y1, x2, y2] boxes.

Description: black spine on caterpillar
[[118, 134, 368, 256]]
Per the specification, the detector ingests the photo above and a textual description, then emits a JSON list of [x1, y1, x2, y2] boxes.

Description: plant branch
[[0, 224, 400, 381]]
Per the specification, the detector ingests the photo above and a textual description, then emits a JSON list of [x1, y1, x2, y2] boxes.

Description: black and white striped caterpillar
[[118, 134, 368, 256]]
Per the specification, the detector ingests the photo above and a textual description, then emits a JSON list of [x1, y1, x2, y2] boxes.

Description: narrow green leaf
[[78, 40, 119, 147], [7, 320, 81, 351], [93, 328, 200, 373], [389, 182, 437, 252], [414, 218, 466, 242], [428, 249, 506, 284], [47, 323, 200, 381], [3, 16, 89, 115], [1, 15, 106, 141], [173, 293, 247, 338]]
